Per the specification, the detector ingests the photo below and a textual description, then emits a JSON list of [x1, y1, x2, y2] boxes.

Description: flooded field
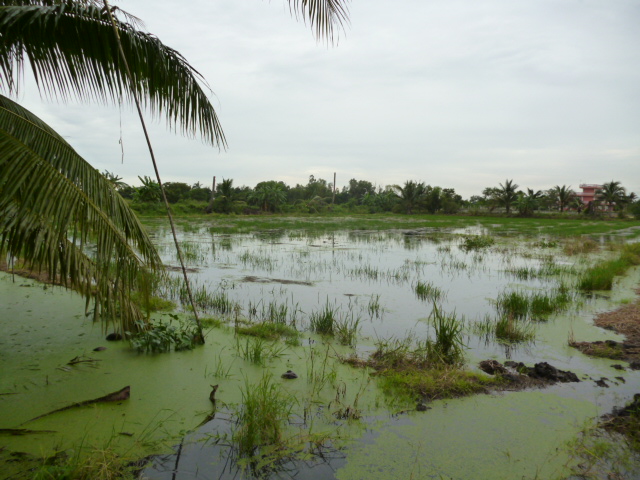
[[1, 219, 640, 479]]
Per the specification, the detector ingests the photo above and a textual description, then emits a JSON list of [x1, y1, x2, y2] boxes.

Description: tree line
[[103, 172, 639, 218]]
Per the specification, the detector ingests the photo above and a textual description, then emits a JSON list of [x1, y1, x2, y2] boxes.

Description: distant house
[[576, 184, 602, 205]]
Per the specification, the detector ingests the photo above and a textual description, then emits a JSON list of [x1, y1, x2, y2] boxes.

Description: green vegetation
[[474, 314, 536, 344], [578, 243, 640, 291], [496, 285, 572, 321], [309, 302, 338, 335], [233, 373, 294, 459], [235, 321, 299, 341], [460, 234, 495, 251], [414, 280, 445, 302], [127, 315, 200, 353]]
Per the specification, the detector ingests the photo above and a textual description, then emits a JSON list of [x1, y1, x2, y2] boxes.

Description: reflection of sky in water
[[151, 225, 583, 362]]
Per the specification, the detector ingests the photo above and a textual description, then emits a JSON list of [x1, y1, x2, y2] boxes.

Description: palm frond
[[0, 0, 226, 147], [0, 94, 162, 332], [286, 0, 350, 43]]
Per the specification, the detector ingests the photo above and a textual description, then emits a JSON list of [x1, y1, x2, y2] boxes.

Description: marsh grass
[[309, 302, 338, 335], [414, 280, 445, 302], [367, 294, 382, 318], [234, 373, 294, 459], [474, 314, 536, 344], [578, 244, 640, 291], [235, 321, 299, 341], [496, 285, 572, 321], [460, 235, 495, 252], [563, 237, 599, 255], [334, 314, 361, 346], [427, 304, 465, 365], [32, 447, 141, 480], [235, 336, 286, 364]]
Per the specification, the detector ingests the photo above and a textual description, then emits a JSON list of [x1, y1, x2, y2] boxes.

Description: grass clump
[[496, 285, 572, 321], [563, 237, 599, 255], [414, 280, 444, 302], [309, 302, 338, 335], [474, 314, 536, 344], [235, 321, 299, 341], [233, 373, 294, 459], [460, 235, 495, 251], [335, 315, 360, 346], [577, 243, 640, 291], [428, 304, 465, 365], [235, 336, 285, 364], [32, 448, 142, 480]]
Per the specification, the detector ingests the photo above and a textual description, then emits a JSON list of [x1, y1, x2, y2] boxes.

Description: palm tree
[[550, 185, 575, 212], [0, 0, 349, 332], [597, 181, 627, 213], [392, 180, 426, 214], [516, 188, 543, 217], [494, 179, 519, 214]]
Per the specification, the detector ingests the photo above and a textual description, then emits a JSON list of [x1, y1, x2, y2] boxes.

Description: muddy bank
[[570, 293, 640, 366]]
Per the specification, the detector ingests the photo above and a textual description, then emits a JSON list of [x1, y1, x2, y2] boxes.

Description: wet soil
[[570, 291, 640, 366]]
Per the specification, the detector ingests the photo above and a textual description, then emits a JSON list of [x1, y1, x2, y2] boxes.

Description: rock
[[281, 370, 298, 380], [629, 361, 640, 370], [611, 364, 625, 370], [615, 376, 626, 383], [106, 333, 123, 341], [416, 403, 431, 412], [479, 360, 507, 375], [530, 362, 579, 383], [93, 346, 107, 352], [595, 378, 609, 388]]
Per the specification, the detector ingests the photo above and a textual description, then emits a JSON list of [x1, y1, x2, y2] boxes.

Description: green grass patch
[[377, 366, 502, 402], [474, 314, 536, 344], [235, 321, 299, 341], [578, 243, 640, 291]]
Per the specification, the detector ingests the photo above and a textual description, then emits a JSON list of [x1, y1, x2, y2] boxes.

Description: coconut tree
[[516, 188, 543, 217], [494, 179, 519, 214], [0, 0, 350, 332], [597, 181, 627, 213], [392, 180, 426, 214], [550, 185, 575, 212]]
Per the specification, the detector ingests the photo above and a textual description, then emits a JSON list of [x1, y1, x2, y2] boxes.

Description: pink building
[[576, 184, 602, 205]]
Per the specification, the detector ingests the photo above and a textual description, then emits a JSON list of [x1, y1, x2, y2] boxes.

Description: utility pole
[[332, 172, 336, 204]]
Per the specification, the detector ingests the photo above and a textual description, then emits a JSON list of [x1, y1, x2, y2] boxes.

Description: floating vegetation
[[414, 280, 445, 302]]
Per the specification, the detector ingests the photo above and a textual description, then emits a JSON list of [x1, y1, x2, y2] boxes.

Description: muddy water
[[1, 224, 639, 479]]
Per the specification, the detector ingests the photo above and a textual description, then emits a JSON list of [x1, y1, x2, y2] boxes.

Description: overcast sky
[[16, 0, 640, 198]]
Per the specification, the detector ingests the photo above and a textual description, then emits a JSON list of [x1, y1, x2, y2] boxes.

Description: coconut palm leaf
[[0, 0, 226, 147], [0, 94, 161, 331], [287, 0, 350, 43]]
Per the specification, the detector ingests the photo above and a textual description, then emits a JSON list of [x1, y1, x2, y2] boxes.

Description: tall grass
[[474, 314, 536, 344], [234, 373, 293, 459], [426, 304, 465, 365], [309, 302, 338, 335], [496, 285, 572, 321], [578, 244, 640, 291]]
